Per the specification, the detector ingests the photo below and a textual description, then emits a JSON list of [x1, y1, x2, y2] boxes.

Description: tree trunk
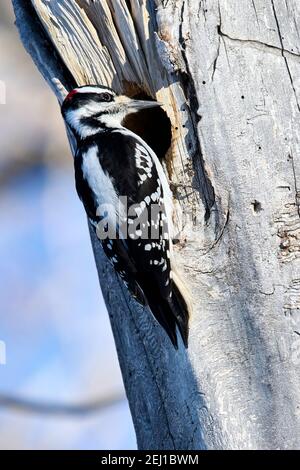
[[12, 0, 300, 450]]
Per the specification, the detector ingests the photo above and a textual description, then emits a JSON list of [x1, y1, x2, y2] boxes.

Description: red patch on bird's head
[[65, 89, 78, 102]]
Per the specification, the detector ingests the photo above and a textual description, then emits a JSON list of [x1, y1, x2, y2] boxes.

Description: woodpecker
[[61, 85, 190, 348]]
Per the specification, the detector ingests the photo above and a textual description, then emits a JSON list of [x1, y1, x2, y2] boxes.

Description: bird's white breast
[[81, 145, 121, 223]]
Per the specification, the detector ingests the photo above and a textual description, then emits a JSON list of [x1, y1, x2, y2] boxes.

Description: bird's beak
[[117, 96, 162, 112], [127, 99, 162, 111]]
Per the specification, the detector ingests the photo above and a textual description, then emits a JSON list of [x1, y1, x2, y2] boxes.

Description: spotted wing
[[74, 132, 187, 347], [74, 145, 146, 303], [97, 131, 173, 299]]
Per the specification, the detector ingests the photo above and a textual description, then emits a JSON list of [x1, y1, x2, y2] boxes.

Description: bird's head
[[61, 85, 161, 139]]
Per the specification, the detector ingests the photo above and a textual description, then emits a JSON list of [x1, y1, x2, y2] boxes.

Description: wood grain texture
[[12, 0, 300, 449]]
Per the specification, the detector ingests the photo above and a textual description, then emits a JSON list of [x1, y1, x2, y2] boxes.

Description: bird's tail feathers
[[130, 280, 148, 306], [147, 269, 192, 349]]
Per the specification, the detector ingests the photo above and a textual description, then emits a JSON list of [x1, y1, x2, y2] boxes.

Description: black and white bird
[[61, 85, 190, 348]]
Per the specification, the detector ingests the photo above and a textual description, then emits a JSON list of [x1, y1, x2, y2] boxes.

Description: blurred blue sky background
[[0, 3, 135, 449]]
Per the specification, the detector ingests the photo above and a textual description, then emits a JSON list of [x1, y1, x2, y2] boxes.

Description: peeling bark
[[12, 0, 300, 449]]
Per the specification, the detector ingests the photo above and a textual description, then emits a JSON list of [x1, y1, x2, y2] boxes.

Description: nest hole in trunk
[[122, 89, 172, 162]]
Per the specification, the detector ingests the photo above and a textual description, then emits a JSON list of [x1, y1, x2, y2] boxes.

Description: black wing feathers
[[75, 131, 189, 347]]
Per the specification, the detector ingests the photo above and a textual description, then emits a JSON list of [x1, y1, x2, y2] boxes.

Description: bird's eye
[[101, 93, 113, 102]]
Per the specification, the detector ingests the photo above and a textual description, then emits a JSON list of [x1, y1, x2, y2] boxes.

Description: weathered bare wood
[[12, 0, 300, 449]]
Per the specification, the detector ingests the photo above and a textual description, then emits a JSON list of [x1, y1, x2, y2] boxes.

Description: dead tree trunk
[[12, 0, 300, 450]]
